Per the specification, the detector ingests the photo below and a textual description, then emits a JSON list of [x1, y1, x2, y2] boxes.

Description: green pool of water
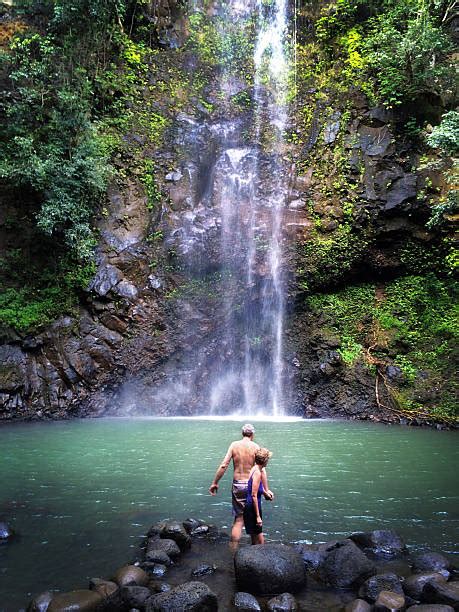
[[0, 417, 457, 610]]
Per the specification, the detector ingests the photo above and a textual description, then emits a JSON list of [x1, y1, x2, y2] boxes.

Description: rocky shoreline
[[21, 519, 458, 611]]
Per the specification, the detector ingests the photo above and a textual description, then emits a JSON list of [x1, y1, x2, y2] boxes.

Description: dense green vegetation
[[307, 275, 458, 422], [0, 0, 172, 331]]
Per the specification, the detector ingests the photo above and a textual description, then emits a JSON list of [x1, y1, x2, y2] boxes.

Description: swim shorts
[[232, 479, 248, 517]]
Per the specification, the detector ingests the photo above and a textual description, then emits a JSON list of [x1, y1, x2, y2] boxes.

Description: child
[[243, 448, 273, 544]]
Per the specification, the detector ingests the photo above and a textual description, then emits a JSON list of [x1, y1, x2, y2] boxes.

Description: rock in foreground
[[234, 544, 306, 595], [318, 540, 376, 588], [145, 580, 217, 611]]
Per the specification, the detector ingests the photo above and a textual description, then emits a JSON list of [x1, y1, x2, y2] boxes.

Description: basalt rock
[[156, 520, 191, 550], [234, 591, 262, 611], [359, 573, 404, 603], [27, 591, 54, 612], [145, 581, 218, 611], [146, 538, 181, 560], [267, 592, 299, 611], [88, 578, 119, 598], [350, 530, 406, 558], [422, 581, 459, 608], [318, 540, 376, 589], [0, 521, 14, 542], [412, 553, 452, 578], [47, 590, 104, 612], [234, 544, 306, 595], [403, 573, 447, 600]]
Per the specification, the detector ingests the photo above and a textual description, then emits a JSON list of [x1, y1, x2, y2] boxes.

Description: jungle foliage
[[315, 0, 457, 110]]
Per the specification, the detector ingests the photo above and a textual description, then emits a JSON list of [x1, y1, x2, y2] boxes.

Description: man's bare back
[[229, 438, 259, 480]]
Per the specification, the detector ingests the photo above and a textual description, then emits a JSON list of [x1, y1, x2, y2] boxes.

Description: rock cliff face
[[0, 1, 455, 423]]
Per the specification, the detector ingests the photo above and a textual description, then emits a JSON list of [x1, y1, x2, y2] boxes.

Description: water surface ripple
[[0, 418, 457, 609]]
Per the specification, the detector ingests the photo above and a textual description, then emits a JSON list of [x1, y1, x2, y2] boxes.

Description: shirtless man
[[209, 423, 273, 549]]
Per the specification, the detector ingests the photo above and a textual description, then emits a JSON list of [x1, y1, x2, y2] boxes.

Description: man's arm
[[209, 443, 233, 495]]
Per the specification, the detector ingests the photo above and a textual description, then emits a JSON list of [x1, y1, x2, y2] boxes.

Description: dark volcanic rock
[[47, 589, 103, 612], [191, 563, 216, 577], [148, 521, 191, 550], [183, 518, 203, 533], [27, 591, 54, 612], [142, 549, 171, 566], [120, 585, 152, 607], [234, 591, 262, 611], [294, 543, 327, 572], [350, 530, 406, 557], [359, 573, 404, 603], [422, 581, 459, 608], [359, 574, 403, 602], [0, 521, 13, 542], [234, 543, 306, 595], [318, 540, 376, 588], [267, 592, 299, 611], [88, 578, 118, 598], [146, 537, 181, 560], [145, 581, 218, 611], [412, 553, 452, 578], [403, 573, 447, 600]]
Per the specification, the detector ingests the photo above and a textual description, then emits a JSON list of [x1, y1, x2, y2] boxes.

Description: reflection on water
[[0, 418, 458, 609]]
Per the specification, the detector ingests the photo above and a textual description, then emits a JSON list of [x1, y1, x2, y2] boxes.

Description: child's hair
[[255, 448, 272, 465]]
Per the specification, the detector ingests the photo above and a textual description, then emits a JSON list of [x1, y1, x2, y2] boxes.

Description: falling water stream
[[156, 0, 293, 416]]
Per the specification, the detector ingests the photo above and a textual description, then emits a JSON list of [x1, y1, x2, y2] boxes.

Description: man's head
[[255, 448, 272, 467], [241, 423, 255, 438]]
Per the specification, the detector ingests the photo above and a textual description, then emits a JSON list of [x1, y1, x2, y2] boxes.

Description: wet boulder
[[403, 573, 447, 600], [120, 586, 152, 608], [27, 591, 54, 612], [294, 543, 326, 572], [267, 592, 298, 611], [191, 563, 216, 577], [422, 581, 459, 608], [149, 521, 191, 550], [88, 578, 118, 598], [359, 573, 404, 603], [234, 543, 306, 595], [145, 581, 217, 611], [350, 530, 406, 558], [47, 590, 103, 612], [190, 524, 209, 536], [318, 540, 376, 588], [412, 553, 452, 578], [142, 563, 167, 578], [0, 521, 14, 542], [344, 599, 372, 612], [234, 592, 262, 611], [112, 565, 149, 587], [182, 518, 203, 533], [375, 590, 405, 611], [142, 550, 171, 566], [146, 538, 181, 560]]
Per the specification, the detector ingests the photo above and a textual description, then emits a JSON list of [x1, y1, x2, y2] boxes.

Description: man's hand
[[209, 483, 219, 496], [263, 489, 274, 501], [256, 516, 262, 526]]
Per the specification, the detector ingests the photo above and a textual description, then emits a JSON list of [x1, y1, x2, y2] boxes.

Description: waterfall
[[209, 0, 289, 416], [153, 0, 291, 417]]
